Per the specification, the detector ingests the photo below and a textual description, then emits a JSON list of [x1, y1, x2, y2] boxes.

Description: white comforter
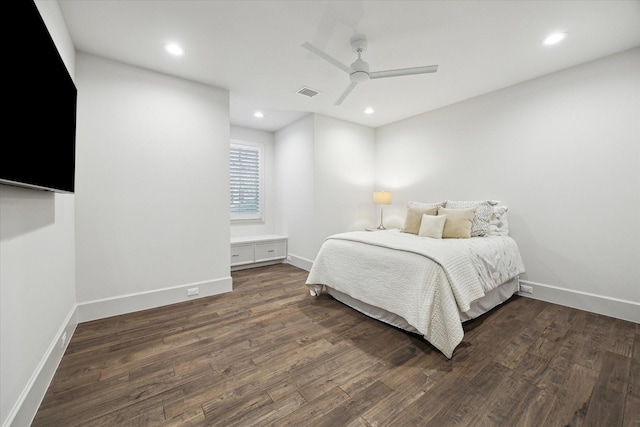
[[305, 230, 525, 358]]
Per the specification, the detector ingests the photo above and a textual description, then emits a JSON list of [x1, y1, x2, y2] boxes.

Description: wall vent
[[297, 86, 321, 98]]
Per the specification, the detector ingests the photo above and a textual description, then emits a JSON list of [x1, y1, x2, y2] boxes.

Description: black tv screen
[[1, 0, 77, 193]]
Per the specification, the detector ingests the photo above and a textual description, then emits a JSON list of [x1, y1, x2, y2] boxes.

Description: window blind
[[230, 144, 261, 219]]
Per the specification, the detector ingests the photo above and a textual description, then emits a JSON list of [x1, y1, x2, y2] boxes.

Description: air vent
[[297, 86, 321, 98]]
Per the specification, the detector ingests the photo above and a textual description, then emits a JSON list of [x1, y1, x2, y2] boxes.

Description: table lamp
[[373, 191, 392, 230]]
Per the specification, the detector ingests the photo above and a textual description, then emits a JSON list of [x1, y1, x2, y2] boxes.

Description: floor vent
[[297, 86, 321, 98]]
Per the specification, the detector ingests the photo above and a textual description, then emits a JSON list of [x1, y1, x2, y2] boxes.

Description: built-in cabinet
[[230, 235, 288, 270]]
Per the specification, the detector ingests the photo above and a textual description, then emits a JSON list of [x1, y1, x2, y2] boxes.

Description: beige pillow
[[418, 214, 447, 239], [439, 207, 476, 238], [445, 200, 493, 236], [403, 205, 438, 234]]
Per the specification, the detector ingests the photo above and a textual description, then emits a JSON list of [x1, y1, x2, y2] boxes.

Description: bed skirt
[[321, 276, 520, 334]]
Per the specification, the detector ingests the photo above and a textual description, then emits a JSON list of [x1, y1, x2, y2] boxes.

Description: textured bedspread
[[306, 230, 525, 358]]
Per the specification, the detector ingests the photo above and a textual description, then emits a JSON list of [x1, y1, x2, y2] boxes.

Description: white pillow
[[418, 214, 447, 239]]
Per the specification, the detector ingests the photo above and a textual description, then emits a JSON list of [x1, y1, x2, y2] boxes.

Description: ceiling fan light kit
[[303, 33, 438, 105]]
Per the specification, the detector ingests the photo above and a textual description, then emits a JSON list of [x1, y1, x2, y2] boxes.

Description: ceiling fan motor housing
[[349, 35, 370, 82], [350, 58, 370, 82]]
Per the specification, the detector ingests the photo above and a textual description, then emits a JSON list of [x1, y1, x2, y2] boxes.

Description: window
[[230, 141, 263, 221]]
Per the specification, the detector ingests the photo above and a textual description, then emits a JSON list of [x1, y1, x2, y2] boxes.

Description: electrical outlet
[[519, 284, 533, 294], [187, 287, 199, 296], [61, 332, 67, 348]]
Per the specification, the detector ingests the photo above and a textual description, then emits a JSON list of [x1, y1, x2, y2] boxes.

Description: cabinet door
[[254, 240, 286, 262], [231, 243, 254, 266]]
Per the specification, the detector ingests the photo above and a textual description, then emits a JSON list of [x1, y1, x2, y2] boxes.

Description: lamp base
[[375, 205, 387, 231]]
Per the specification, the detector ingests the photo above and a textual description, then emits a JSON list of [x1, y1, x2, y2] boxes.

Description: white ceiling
[[58, 0, 640, 132]]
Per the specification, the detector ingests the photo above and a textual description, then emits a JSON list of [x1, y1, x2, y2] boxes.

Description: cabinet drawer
[[254, 240, 286, 262], [230, 243, 254, 266]]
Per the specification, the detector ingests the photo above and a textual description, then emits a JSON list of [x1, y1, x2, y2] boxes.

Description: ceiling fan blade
[[302, 42, 352, 74], [370, 65, 438, 79], [335, 82, 357, 105]]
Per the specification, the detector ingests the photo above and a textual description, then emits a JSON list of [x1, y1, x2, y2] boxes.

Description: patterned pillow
[[444, 200, 494, 237], [408, 200, 447, 209]]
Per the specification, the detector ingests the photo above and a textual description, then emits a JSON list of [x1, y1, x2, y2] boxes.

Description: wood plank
[[316, 380, 393, 426], [573, 311, 616, 371], [608, 318, 636, 358], [623, 393, 640, 427], [500, 385, 556, 426], [583, 350, 631, 426], [424, 362, 511, 426], [359, 372, 435, 426], [535, 330, 582, 393], [629, 323, 640, 399], [269, 386, 350, 426], [230, 392, 307, 427], [542, 362, 599, 426], [584, 385, 625, 426]]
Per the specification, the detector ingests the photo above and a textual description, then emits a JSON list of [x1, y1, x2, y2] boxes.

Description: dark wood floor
[[33, 263, 639, 426]]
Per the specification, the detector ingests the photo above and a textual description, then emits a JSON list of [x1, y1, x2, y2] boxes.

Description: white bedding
[[305, 230, 525, 358]]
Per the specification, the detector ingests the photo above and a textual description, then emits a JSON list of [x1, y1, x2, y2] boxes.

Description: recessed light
[[254, 111, 264, 118], [164, 43, 185, 56], [542, 32, 567, 46], [364, 107, 375, 114]]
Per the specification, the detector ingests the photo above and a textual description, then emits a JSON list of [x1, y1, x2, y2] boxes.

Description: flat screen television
[[1, 0, 77, 193]]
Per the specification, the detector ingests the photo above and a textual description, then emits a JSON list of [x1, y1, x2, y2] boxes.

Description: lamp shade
[[373, 191, 392, 205]]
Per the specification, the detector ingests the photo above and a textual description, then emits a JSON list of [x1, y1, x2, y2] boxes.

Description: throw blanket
[[306, 230, 525, 358]]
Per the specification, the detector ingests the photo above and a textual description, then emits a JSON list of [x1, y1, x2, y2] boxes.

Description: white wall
[[376, 48, 640, 321], [230, 125, 276, 237], [313, 115, 376, 254], [0, 2, 77, 426], [274, 115, 316, 268], [274, 114, 376, 268], [74, 53, 232, 320]]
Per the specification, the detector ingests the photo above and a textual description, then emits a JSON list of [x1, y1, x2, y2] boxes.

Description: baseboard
[[77, 276, 233, 323], [518, 279, 640, 324], [4, 305, 78, 427], [286, 253, 314, 272]]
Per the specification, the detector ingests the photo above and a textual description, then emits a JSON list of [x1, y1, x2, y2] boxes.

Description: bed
[[305, 200, 525, 359]]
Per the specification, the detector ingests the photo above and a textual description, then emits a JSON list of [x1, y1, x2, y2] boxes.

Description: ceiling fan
[[303, 34, 438, 105]]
